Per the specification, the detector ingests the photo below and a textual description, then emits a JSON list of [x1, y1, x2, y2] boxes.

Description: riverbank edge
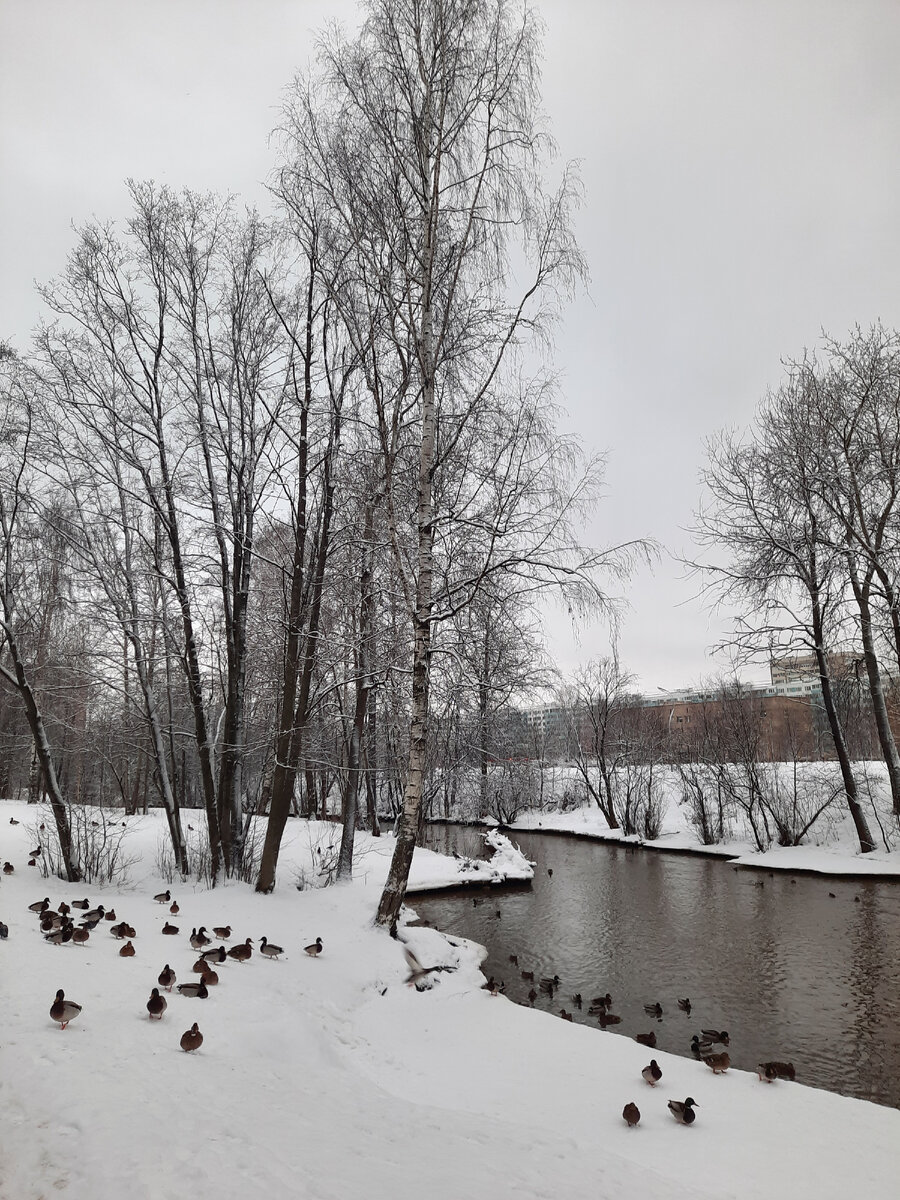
[[425, 817, 900, 881]]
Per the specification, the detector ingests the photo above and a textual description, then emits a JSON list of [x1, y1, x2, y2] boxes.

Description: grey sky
[[3, 0, 899, 690]]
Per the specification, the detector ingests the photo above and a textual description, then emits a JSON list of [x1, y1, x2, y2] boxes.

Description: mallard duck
[[58, 902, 70, 916], [29, 846, 41, 857], [192, 957, 211, 974], [50, 988, 82, 1029], [703, 1051, 730, 1073], [180, 1022, 203, 1052], [153, 890, 171, 904], [508, 954, 518, 965], [539, 974, 560, 991], [200, 945, 226, 964], [677, 997, 692, 1013], [521, 970, 534, 981], [79, 916, 102, 931], [212, 925, 231, 939], [2, 861, 14, 874], [190, 927, 211, 950], [527, 987, 537, 1005], [110, 922, 127, 939], [170, 901, 180, 915], [119, 940, 136, 958], [71, 926, 90, 947], [147, 987, 167, 1019], [635, 1031, 657, 1048], [158, 965, 176, 991], [622, 1101, 641, 1128], [256, 935, 283, 961], [701, 1028, 729, 1046], [104, 909, 117, 921], [83, 906, 105, 923], [643, 1002, 663, 1018], [27, 858, 36, 867], [690, 1035, 711, 1059], [572, 993, 582, 1008], [596, 1011, 622, 1026], [177, 980, 209, 998], [44, 924, 73, 946], [559, 1009, 573, 1021], [162, 922, 179, 935], [200, 968, 218, 986], [0, 922, 8, 939], [642, 1059, 662, 1086], [227, 937, 253, 962], [668, 1097, 698, 1125], [70, 899, 89, 910], [591, 993, 613, 1008], [402, 945, 451, 987], [303, 936, 323, 957], [28, 897, 50, 914], [8, 817, 18, 824], [41, 913, 62, 932], [757, 1062, 778, 1082]]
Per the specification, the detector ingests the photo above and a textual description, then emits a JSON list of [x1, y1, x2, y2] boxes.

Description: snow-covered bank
[[504, 763, 900, 878], [1, 800, 897, 1200]]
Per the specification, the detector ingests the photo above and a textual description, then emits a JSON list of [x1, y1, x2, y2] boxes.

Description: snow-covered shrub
[[675, 761, 729, 844], [759, 763, 842, 846], [33, 804, 136, 884]]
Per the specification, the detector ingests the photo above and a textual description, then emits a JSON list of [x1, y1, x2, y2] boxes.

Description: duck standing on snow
[[212, 925, 231, 939], [702, 1051, 731, 1074], [50, 989, 82, 1029], [757, 1062, 778, 1083], [158, 965, 176, 991], [28, 898, 50, 914], [190, 927, 211, 951], [200, 945, 226, 964], [119, 940, 136, 958], [642, 1059, 662, 1086], [259, 937, 283, 960], [303, 936, 323, 958], [0, 922, 8, 939], [71, 926, 90, 947], [622, 1102, 641, 1128], [177, 980, 209, 999], [180, 1022, 203, 1052], [162, 922, 179, 935], [227, 937, 253, 962], [147, 988, 167, 1019], [2, 862, 14, 874], [668, 1097, 698, 1125], [153, 890, 171, 904], [170, 901, 180, 915]]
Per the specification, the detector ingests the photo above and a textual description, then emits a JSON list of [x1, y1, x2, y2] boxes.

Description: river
[[416, 824, 900, 1109]]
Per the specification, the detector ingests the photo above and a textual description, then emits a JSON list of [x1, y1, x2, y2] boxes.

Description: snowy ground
[[507, 762, 900, 877], [1, 800, 897, 1200]]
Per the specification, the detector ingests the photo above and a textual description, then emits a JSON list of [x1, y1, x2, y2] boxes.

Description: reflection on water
[[418, 825, 900, 1109]]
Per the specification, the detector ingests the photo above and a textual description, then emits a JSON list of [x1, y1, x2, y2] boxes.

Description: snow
[[1, 799, 897, 1200], [506, 763, 900, 877]]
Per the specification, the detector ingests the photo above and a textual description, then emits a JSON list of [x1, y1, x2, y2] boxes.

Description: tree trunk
[[850, 566, 900, 815]]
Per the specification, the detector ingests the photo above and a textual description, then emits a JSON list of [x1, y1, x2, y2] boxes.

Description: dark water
[[418, 824, 900, 1109]]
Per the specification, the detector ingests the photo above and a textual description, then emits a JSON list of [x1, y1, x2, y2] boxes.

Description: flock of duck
[[491, 959, 797, 1128], [22, 886, 324, 1053]]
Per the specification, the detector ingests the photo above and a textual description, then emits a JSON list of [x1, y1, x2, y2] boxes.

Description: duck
[[104, 909, 117, 921], [643, 1002, 663, 1018], [153, 890, 171, 904], [110, 922, 127, 939], [303, 936, 323, 958], [596, 1011, 622, 1026], [58, 902, 71, 916], [200, 945, 227, 964], [635, 1031, 657, 1049], [190, 927, 211, 950], [701, 1028, 730, 1046], [27, 858, 36, 866], [622, 1102, 641, 1128], [668, 1097, 698, 1125], [158, 965, 176, 991], [520, 970, 534, 981], [677, 997, 692, 1013], [765, 1060, 796, 1081], [79, 915, 102, 931], [119, 940, 136, 957], [539, 974, 561, 991], [508, 954, 518, 965], [0, 922, 8, 939], [162, 922, 179, 935], [527, 987, 538, 1005], [28, 897, 51, 914], [259, 936, 284, 961], [83, 906, 105, 923], [484, 977, 504, 997], [41, 913, 63, 932], [200, 968, 218, 986], [559, 1009, 573, 1021], [591, 993, 613, 1008], [70, 898, 90, 910], [757, 1062, 778, 1083], [177, 980, 209, 999], [29, 846, 41, 857], [192, 957, 212, 974], [180, 1022, 203, 1052], [702, 1051, 730, 1074], [170, 901, 180, 915], [212, 925, 231, 939], [691, 1035, 715, 1059], [50, 989, 82, 1029], [642, 1059, 662, 1086], [572, 993, 582, 1009], [71, 926, 90, 947], [8, 817, 18, 824], [228, 937, 253, 962], [147, 988, 167, 1019], [44, 924, 73, 946], [2, 862, 14, 874]]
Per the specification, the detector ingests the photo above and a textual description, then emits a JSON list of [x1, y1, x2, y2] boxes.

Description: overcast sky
[[2, 0, 899, 691]]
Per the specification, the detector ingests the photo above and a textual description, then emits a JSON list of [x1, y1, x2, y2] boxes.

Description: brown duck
[[623, 1102, 641, 1128], [212, 925, 231, 939], [180, 1022, 203, 1052], [147, 987, 167, 1019], [50, 989, 82, 1029], [703, 1051, 731, 1074], [635, 1031, 657, 1049], [162, 922, 179, 935], [119, 940, 136, 958], [303, 937, 323, 957], [158, 965, 176, 991], [227, 938, 253, 962]]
